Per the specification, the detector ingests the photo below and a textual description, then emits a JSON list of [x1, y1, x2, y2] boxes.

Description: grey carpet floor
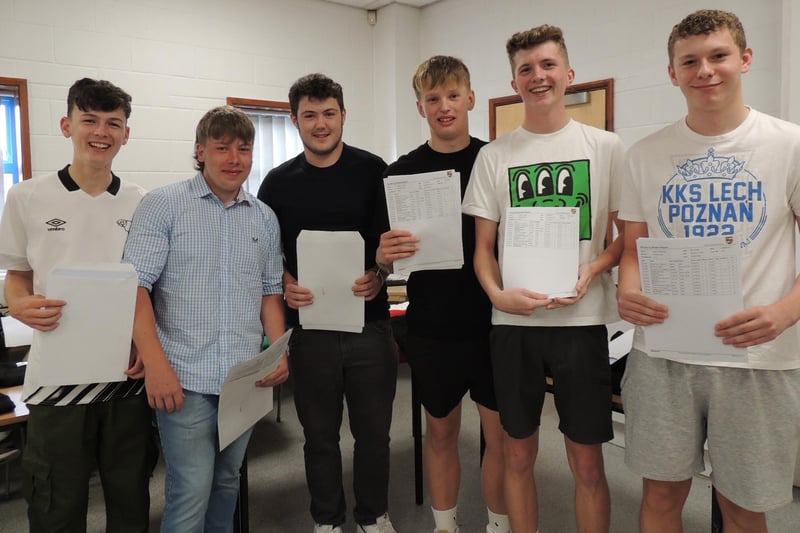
[[1, 364, 798, 532]]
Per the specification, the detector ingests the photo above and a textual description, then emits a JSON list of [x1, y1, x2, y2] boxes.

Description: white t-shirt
[[463, 120, 625, 327], [619, 109, 800, 370], [0, 169, 145, 401]]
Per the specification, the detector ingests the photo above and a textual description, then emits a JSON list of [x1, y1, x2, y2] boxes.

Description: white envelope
[[297, 230, 364, 333], [36, 263, 137, 386]]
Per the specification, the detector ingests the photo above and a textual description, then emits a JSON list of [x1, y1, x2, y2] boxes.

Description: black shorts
[[405, 332, 498, 418], [490, 324, 613, 443]]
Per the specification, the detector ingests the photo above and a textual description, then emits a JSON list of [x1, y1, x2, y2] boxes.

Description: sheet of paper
[[608, 329, 633, 364], [1, 315, 33, 347], [501, 207, 579, 298], [384, 170, 464, 276], [297, 230, 364, 333], [637, 236, 746, 363], [218, 329, 292, 450], [35, 263, 138, 386]]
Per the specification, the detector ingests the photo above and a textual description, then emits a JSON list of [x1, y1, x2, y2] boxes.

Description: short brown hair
[[668, 10, 747, 64], [288, 74, 345, 116], [506, 24, 569, 75], [67, 78, 132, 118], [193, 106, 255, 172], [412, 56, 471, 99]]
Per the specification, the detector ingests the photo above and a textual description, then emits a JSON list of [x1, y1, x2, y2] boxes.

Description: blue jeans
[[289, 320, 398, 526], [156, 391, 252, 533]]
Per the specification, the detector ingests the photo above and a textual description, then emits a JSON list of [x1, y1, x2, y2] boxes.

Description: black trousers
[[289, 321, 398, 526], [24, 395, 158, 533]]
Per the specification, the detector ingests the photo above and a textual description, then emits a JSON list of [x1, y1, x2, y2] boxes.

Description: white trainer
[[357, 513, 396, 533], [313, 525, 342, 533]]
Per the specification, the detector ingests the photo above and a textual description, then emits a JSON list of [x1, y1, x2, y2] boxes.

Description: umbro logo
[[46, 218, 66, 231]]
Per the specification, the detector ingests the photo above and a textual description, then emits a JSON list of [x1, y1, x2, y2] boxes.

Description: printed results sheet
[[637, 236, 746, 362], [383, 170, 463, 276], [502, 207, 579, 298]]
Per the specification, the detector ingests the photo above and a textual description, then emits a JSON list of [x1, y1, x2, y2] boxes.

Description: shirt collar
[[189, 171, 251, 206], [58, 165, 121, 195]]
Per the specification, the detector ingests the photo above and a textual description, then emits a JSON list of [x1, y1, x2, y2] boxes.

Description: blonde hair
[[412, 56, 471, 99]]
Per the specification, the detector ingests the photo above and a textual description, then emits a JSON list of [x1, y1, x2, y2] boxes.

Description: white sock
[[486, 508, 510, 533], [432, 505, 458, 532]]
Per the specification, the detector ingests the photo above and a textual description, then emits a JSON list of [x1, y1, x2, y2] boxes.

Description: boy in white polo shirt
[[0, 78, 156, 532]]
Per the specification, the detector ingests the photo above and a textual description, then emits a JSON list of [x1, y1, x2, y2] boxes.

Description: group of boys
[[1, 7, 798, 533]]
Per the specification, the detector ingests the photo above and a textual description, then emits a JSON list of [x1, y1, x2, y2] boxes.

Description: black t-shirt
[[258, 144, 389, 327], [377, 137, 492, 340]]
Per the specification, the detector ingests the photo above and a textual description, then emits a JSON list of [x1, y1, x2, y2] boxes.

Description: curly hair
[[505, 24, 569, 75], [668, 10, 746, 64], [288, 74, 345, 116]]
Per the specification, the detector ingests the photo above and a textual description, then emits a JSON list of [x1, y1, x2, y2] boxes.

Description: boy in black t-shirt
[[376, 56, 509, 533], [258, 74, 397, 533]]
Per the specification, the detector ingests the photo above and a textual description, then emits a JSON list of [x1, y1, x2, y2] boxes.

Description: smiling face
[[668, 28, 752, 118], [510, 40, 574, 113], [196, 136, 253, 203], [416, 80, 474, 151], [60, 107, 129, 174], [292, 96, 345, 167]]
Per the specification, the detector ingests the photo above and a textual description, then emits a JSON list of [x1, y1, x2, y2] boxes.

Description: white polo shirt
[[0, 167, 145, 403]]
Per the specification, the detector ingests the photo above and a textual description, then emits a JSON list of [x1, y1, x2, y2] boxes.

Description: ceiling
[[322, 0, 439, 10]]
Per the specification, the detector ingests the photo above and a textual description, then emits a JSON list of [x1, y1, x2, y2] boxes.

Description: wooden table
[[387, 284, 407, 304]]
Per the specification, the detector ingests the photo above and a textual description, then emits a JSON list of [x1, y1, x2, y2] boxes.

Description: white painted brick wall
[[0, 0, 790, 187], [420, 0, 783, 146], [2, 0, 377, 188]]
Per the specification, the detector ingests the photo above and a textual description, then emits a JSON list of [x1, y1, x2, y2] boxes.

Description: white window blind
[[244, 112, 302, 196]]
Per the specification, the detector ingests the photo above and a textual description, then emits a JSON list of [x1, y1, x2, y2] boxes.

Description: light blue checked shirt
[[123, 173, 283, 395]]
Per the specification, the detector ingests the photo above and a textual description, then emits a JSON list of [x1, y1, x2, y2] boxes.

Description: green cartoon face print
[[508, 159, 592, 239]]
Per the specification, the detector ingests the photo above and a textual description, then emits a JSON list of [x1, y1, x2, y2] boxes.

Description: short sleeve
[[123, 191, 172, 290], [0, 183, 33, 271], [618, 147, 646, 223], [258, 204, 284, 296], [462, 145, 502, 223], [608, 135, 627, 214]]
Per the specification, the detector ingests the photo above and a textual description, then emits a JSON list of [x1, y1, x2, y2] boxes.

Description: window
[[227, 97, 302, 196], [0, 77, 32, 217]]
